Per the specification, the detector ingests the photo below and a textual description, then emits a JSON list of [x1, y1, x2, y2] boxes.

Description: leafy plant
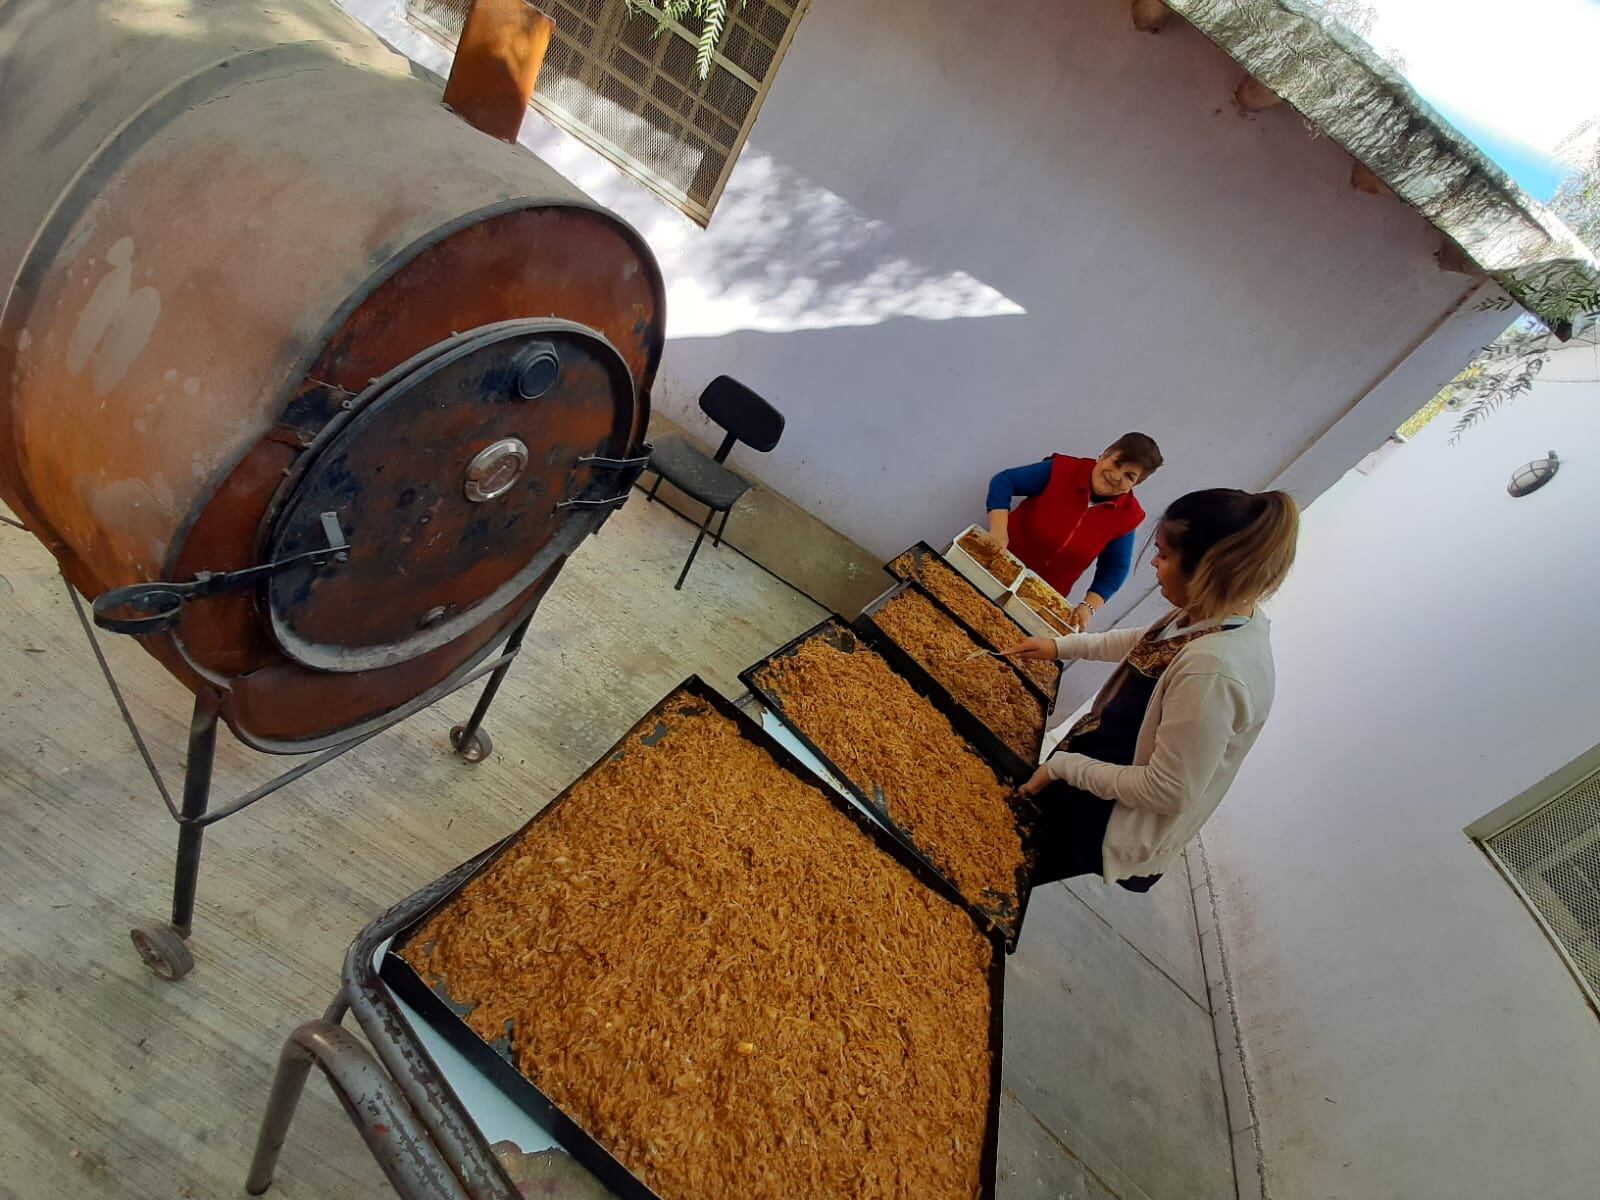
[[1551, 118, 1600, 251], [1426, 116, 1600, 443], [1441, 296, 1598, 443], [625, 0, 745, 79]]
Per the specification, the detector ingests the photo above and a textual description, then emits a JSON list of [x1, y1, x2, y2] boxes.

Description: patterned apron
[[1033, 618, 1228, 890]]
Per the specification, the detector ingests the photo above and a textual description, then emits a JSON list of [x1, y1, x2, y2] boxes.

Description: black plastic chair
[[645, 376, 785, 589]]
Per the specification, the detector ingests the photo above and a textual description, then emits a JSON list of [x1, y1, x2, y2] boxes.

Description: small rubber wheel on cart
[[130, 921, 194, 982], [450, 724, 493, 764]]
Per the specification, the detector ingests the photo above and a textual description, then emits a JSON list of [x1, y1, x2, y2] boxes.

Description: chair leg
[[675, 508, 716, 590], [712, 508, 732, 548], [646, 472, 663, 502]]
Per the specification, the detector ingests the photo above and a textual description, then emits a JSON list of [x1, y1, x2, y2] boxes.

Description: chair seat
[[648, 435, 752, 511]]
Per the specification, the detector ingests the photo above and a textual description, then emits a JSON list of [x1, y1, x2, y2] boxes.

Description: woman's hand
[[1003, 635, 1058, 661], [1018, 764, 1053, 798], [1072, 591, 1105, 632], [983, 511, 1010, 551]]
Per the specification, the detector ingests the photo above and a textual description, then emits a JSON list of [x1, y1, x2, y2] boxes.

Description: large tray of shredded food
[[856, 583, 1044, 780], [741, 619, 1034, 949], [387, 678, 1005, 1200], [886, 543, 1060, 700]]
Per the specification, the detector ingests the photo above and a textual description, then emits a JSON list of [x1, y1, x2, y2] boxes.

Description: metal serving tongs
[[962, 627, 1078, 662], [962, 647, 1011, 662]]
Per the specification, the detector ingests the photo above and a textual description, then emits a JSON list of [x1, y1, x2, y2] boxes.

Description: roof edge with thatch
[[1164, 0, 1599, 335]]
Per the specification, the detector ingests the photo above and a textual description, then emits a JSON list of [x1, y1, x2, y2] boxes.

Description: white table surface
[[378, 937, 561, 1156]]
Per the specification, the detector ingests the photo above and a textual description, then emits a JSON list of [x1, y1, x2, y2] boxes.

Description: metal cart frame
[[60, 575, 539, 984], [17, 442, 649, 982], [246, 851, 523, 1199], [246, 675, 1015, 1200]]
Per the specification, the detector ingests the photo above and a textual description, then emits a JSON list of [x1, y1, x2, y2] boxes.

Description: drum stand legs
[[63, 576, 535, 982]]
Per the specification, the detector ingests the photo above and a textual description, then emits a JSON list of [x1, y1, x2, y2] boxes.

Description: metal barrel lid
[[265, 320, 634, 673]]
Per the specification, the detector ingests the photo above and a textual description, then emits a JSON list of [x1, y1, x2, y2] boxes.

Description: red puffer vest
[[1008, 455, 1144, 595]]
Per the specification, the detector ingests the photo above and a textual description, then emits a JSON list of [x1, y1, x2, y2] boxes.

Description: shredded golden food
[[753, 635, 1025, 928], [888, 552, 1060, 697], [955, 532, 1023, 587], [1016, 576, 1076, 635], [871, 590, 1043, 763], [404, 697, 995, 1200]]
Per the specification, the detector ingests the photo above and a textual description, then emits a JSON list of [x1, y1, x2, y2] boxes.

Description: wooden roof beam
[[1351, 161, 1394, 198], [1234, 75, 1282, 113], [1131, 0, 1172, 33]]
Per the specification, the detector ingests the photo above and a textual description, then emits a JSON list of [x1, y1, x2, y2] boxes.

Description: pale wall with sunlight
[[344, 0, 1511, 627], [1203, 338, 1600, 1198]]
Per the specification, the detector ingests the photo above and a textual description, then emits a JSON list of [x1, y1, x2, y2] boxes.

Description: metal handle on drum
[[555, 495, 635, 511], [555, 448, 653, 513], [92, 512, 350, 636]]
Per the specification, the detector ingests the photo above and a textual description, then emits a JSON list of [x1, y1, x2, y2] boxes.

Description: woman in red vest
[[983, 433, 1163, 629]]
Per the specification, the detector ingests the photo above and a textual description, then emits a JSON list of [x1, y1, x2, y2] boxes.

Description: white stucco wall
[[1203, 338, 1600, 1199], [341, 0, 1510, 621]]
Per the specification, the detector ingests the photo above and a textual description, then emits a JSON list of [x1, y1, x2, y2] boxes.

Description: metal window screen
[[1481, 767, 1600, 1009], [409, 0, 805, 223]]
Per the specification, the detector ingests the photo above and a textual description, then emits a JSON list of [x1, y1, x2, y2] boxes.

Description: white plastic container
[[1005, 569, 1078, 639], [943, 523, 1026, 601]]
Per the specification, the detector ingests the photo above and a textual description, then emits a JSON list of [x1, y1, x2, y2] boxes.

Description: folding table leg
[[246, 1019, 471, 1199]]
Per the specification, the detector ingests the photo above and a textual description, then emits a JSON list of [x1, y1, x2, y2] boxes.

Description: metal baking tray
[[740, 618, 1036, 951], [855, 580, 1043, 782], [862, 576, 1053, 739], [884, 541, 1060, 704], [1007, 569, 1079, 639], [941, 522, 1024, 599], [381, 676, 1007, 1200]]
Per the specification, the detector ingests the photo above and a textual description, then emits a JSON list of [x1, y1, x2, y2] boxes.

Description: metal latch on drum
[[92, 512, 350, 636], [555, 449, 653, 512]]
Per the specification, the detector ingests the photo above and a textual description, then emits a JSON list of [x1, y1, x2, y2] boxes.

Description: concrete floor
[[1004, 871, 1235, 1200], [0, 495, 1235, 1199]]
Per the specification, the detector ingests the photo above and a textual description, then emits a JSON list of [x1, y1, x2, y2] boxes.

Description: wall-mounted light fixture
[[1508, 451, 1560, 498]]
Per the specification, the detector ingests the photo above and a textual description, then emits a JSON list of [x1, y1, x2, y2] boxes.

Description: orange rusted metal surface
[[443, 0, 555, 142], [0, 0, 666, 751]]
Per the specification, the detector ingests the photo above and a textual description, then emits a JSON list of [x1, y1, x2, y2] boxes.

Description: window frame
[[409, 0, 811, 225], [1468, 741, 1600, 1015]]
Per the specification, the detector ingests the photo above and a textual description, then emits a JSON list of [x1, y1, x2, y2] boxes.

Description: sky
[[1360, 0, 1600, 201]]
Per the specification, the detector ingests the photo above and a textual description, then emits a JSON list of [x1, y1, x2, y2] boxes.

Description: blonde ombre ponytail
[[1162, 490, 1299, 620]]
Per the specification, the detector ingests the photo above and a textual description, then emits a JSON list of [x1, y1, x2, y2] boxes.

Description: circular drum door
[[264, 320, 633, 672]]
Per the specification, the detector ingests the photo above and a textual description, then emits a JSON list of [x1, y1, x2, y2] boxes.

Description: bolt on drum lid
[[264, 320, 634, 673]]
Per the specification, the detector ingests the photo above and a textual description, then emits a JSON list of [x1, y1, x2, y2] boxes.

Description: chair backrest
[[699, 375, 785, 461]]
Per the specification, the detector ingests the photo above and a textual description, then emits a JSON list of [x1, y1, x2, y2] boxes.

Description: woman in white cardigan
[[1007, 488, 1299, 891]]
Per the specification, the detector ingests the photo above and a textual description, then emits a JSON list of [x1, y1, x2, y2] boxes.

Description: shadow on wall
[[644, 150, 1027, 338], [338, 0, 1030, 336], [345, 0, 1464, 630], [571, 0, 1460, 574]]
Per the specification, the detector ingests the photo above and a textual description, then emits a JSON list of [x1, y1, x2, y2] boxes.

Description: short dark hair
[[1105, 432, 1163, 477]]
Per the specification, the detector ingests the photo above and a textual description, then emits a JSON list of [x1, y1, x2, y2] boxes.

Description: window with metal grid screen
[[409, 0, 803, 223], [1482, 767, 1600, 1006]]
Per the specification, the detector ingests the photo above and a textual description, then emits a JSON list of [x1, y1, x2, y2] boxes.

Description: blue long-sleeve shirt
[[986, 460, 1136, 600]]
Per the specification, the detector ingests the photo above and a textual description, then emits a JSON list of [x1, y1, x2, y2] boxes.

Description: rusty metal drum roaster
[[0, 0, 666, 979]]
